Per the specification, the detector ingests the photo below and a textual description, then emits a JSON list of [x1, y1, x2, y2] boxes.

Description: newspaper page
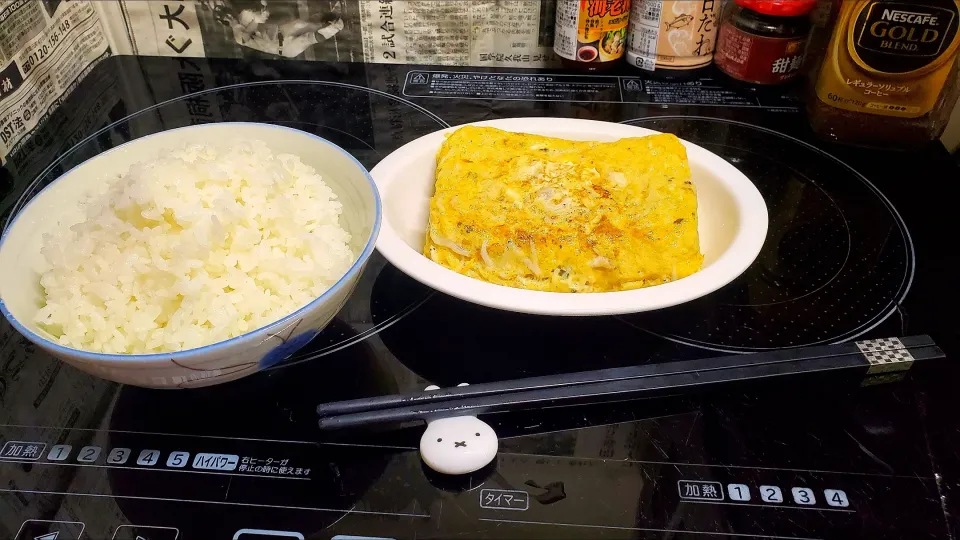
[[109, 1, 558, 66], [0, 0, 111, 165], [0, 0, 563, 183], [360, 0, 558, 67], [113, 0, 361, 61]]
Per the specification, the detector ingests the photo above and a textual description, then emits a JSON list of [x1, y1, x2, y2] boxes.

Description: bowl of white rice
[[0, 122, 380, 388]]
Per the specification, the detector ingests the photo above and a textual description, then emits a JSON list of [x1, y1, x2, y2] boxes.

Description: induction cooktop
[[1, 56, 959, 540]]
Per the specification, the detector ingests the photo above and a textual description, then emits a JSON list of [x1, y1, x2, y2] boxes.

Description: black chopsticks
[[317, 335, 943, 429]]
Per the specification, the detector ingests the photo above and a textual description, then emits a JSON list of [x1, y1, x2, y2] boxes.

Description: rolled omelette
[[424, 126, 702, 293]]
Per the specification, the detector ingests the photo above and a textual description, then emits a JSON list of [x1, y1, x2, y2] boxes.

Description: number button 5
[[791, 487, 816, 505], [166, 451, 190, 468]]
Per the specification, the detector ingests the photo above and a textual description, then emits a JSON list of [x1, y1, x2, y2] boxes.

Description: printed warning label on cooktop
[[402, 70, 799, 108]]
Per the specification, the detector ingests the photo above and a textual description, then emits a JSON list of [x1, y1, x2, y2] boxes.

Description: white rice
[[34, 140, 355, 354]]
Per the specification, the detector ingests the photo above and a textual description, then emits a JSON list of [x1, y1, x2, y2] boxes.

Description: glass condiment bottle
[[807, 0, 960, 148], [554, 0, 631, 71], [714, 0, 818, 85], [625, 0, 721, 77]]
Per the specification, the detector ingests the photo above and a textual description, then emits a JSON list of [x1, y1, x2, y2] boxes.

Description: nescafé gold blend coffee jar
[[807, 0, 960, 148]]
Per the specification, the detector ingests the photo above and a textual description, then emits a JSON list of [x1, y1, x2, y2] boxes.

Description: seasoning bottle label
[[715, 28, 807, 84], [815, 0, 960, 118], [554, 0, 631, 63], [626, 0, 720, 71]]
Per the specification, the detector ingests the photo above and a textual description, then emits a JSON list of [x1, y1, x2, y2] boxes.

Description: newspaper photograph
[[114, 0, 362, 62], [196, 0, 362, 61]]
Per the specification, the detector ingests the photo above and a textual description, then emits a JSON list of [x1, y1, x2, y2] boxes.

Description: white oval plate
[[370, 118, 768, 316]]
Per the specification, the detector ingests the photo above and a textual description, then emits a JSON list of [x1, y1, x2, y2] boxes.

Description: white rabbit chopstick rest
[[418, 384, 499, 475]]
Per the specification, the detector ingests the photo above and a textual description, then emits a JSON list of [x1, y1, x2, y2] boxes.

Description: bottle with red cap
[[714, 0, 818, 85]]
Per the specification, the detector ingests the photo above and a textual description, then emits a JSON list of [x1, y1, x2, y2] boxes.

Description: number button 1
[[824, 489, 850, 507], [166, 451, 190, 468], [791, 487, 816, 505], [107, 448, 131, 465], [760, 485, 783, 503], [47, 444, 72, 462], [727, 484, 751, 502], [137, 449, 160, 466]]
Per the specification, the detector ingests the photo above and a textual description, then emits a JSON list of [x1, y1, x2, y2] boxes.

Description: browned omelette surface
[[424, 126, 702, 292]]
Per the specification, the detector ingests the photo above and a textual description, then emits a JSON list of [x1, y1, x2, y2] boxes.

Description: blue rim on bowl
[[0, 122, 382, 363]]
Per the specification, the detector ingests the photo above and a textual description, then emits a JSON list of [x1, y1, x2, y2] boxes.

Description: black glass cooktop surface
[[1, 57, 959, 540], [620, 117, 912, 352]]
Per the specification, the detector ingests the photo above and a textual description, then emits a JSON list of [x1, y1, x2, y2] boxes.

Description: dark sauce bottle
[[554, 0, 631, 72], [714, 0, 817, 85]]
